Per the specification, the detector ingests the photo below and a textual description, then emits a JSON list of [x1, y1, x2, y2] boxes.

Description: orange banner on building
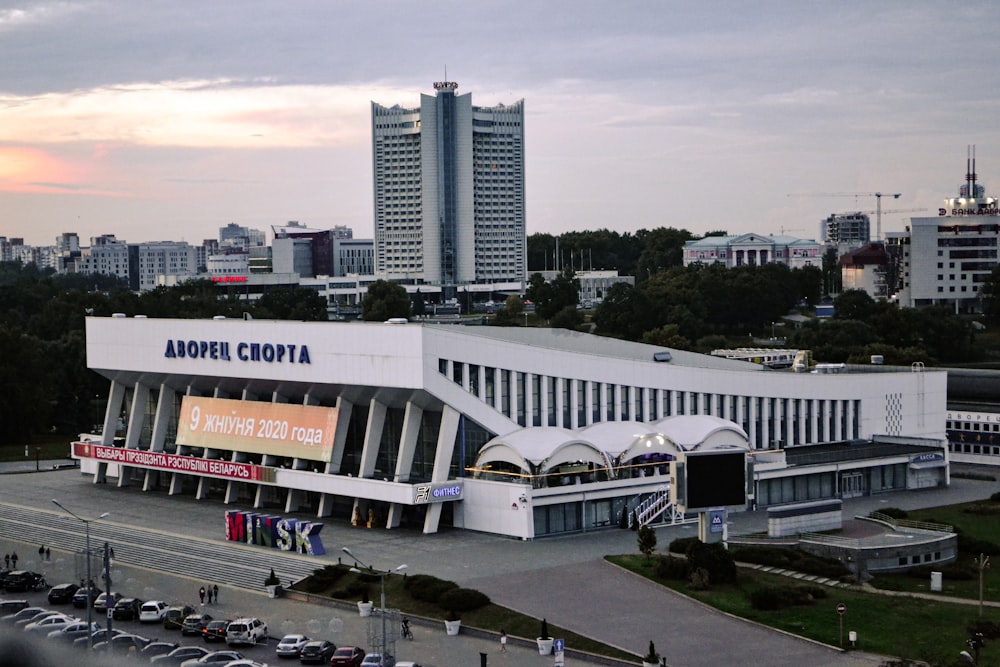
[[176, 396, 337, 462]]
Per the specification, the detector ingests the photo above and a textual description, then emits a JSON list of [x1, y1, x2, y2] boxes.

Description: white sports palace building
[[74, 316, 949, 540]]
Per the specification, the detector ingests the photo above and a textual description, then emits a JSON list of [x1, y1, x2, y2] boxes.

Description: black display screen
[[684, 450, 747, 510]]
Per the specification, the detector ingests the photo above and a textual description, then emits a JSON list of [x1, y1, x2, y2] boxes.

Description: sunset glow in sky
[[2, 1, 999, 246]]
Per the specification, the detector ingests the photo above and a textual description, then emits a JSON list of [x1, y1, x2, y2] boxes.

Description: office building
[[890, 156, 999, 312], [371, 82, 526, 290], [683, 234, 824, 269]]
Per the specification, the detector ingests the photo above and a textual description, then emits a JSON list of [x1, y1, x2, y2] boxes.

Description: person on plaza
[[3, 554, 9, 569], [45, 547, 50, 561], [199, 585, 206, 605], [206, 585, 212, 604], [10, 552, 17, 568], [213, 584, 219, 604], [38, 545, 44, 561], [500, 629, 507, 652], [401, 616, 412, 640]]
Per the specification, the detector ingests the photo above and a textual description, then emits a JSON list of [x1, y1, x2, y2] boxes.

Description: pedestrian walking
[[3, 554, 9, 569], [199, 586, 206, 606], [206, 584, 213, 604], [45, 548, 50, 561], [500, 629, 507, 652], [11, 552, 18, 568], [213, 584, 219, 604], [38, 545, 44, 561]]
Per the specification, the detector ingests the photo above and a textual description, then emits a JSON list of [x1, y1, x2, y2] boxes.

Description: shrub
[[686, 540, 737, 585], [730, 545, 850, 579], [654, 555, 689, 581], [962, 502, 1000, 516], [404, 574, 459, 603], [688, 567, 710, 590], [668, 536, 700, 555], [956, 531, 1000, 556], [438, 587, 490, 613], [991, 491, 1000, 502], [330, 580, 368, 600], [749, 584, 827, 611], [540, 618, 550, 639], [876, 507, 909, 520]]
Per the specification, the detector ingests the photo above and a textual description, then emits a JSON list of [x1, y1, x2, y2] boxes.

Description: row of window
[[439, 358, 861, 448]]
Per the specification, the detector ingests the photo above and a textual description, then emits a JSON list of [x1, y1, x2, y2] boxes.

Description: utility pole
[[975, 553, 990, 617], [104, 542, 113, 637]]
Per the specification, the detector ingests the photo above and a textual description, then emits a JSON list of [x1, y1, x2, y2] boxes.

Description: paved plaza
[[2, 461, 998, 666]]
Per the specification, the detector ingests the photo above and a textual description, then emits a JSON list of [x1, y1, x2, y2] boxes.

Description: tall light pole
[[975, 553, 990, 618], [52, 499, 109, 649], [342, 547, 407, 661]]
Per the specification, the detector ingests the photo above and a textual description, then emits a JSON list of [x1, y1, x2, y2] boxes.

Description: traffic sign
[[836, 602, 846, 615]]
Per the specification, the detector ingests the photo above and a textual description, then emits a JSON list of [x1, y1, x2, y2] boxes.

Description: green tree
[[833, 290, 876, 322], [362, 280, 412, 321], [492, 295, 524, 327], [252, 286, 327, 321], [637, 524, 657, 561]]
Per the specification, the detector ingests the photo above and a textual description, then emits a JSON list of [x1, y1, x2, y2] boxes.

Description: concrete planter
[[537, 638, 554, 655], [444, 619, 461, 636], [357, 601, 373, 617]]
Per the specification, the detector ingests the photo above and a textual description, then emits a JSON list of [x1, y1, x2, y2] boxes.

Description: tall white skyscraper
[[371, 81, 526, 288]]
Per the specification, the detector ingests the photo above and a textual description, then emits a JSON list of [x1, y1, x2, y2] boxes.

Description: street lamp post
[[342, 547, 407, 661], [52, 499, 109, 649]]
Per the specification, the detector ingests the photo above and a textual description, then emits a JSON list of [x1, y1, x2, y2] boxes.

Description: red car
[[329, 646, 365, 666]]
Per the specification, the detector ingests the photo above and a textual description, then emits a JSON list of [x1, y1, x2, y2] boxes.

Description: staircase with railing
[[626, 486, 688, 528]]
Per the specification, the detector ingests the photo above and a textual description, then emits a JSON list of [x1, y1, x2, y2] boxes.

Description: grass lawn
[[608, 554, 998, 666], [0, 433, 77, 462]]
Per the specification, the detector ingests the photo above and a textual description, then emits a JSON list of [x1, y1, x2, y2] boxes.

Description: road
[[2, 462, 998, 666]]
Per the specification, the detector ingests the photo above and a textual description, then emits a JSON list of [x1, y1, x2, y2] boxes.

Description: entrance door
[[840, 471, 865, 498]]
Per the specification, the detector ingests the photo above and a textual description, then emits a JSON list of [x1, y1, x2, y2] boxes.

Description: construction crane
[[850, 207, 928, 236], [787, 192, 903, 240]]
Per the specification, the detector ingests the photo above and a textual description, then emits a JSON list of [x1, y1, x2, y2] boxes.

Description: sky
[[2, 1, 999, 247]]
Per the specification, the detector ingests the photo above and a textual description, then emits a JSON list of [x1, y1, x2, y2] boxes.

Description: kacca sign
[[225, 510, 325, 556]]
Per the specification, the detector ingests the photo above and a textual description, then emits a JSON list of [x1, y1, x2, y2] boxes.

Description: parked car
[[182, 613, 214, 636], [47, 583, 80, 605], [3, 571, 47, 593], [24, 613, 78, 634], [0, 600, 29, 616], [394, 662, 423, 667], [47, 620, 99, 642], [361, 654, 395, 667], [92, 591, 123, 613], [13, 609, 59, 626], [140, 600, 169, 623], [112, 597, 144, 621], [178, 649, 244, 667], [72, 627, 125, 648], [150, 645, 210, 665], [141, 641, 181, 660], [202, 618, 232, 643], [72, 584, 102, 608], [329, 646, 366, 667], [163, 604, 196, 630], [298, 639, 336, 663], [275, 633, 309, 658], [225, 617, 267, 646], [93, 633, 153, 654]]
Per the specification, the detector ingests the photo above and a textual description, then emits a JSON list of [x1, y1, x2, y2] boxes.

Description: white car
[[395, 663, 423, 667], [139, 600, 169, 623], [24, 613, 78, 634], [275, 633, 309, 658], [179, 650, 244, 667], [226, 617, 267, 646], [361, 654, 395, 667]]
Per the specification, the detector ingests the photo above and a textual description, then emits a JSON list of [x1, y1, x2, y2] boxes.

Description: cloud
[[0, 80, 401, 149]]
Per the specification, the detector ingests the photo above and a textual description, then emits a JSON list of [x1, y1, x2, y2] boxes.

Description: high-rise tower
[[371, 82, 525, 289]]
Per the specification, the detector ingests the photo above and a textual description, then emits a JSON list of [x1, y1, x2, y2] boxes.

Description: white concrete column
[[358, 399, 387, 480], [423, 405, 460, 535], [387, 401, 424, 528]]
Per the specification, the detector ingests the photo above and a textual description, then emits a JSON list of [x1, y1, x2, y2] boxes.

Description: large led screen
[[176, 396, 338, 462], [683, 450, 747, 511]]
